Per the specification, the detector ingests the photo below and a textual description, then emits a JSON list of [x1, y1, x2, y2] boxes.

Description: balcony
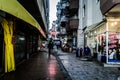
[[69, 19, 79, 30], [60, 22, 66, 27], [60, 27, 66, 34], [100, 0, 120, 16], [61, 16, 68, 22], [61, 2, 69, 9], [66, 22, 70, 32], [60, 16, 68, 27], [69, 0, 79, 17]]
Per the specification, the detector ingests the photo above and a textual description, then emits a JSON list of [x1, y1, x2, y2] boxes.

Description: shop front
[[85, 21, 106, 59], [106, 19, 120, 64], [15, 33, 26, 64], [100, 0, 120, 66], [86, 18, 120, 65], [0, 0, 46, 73]]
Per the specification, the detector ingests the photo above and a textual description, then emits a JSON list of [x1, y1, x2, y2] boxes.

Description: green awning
[[0, 0, 46, 38]]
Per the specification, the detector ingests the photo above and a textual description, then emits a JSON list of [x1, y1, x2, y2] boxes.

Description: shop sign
[[50, 31, 57, 35]]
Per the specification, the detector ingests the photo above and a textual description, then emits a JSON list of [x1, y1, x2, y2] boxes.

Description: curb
[[55, 54, 72, 80]]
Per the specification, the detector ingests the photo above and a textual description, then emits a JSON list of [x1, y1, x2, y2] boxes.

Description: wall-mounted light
[[19, 37, 25, 41], [91, 32, 93, 36], [94, 31, 96, 34], [114, 22, 117, 25], [111, 21, 117, 26]]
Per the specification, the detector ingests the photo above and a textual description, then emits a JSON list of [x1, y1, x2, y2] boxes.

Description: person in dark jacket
[[48, 38, 53, 56], [84, 46, 91, 56]]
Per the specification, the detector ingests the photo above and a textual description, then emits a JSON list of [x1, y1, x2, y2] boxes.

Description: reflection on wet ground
[[0, 52, 67, 80]]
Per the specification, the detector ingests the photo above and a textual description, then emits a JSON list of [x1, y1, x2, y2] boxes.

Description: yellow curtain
[[1, 19, 15, 72]]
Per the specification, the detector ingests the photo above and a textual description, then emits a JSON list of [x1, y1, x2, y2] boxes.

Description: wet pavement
[[56, 50, 120, 80], [1, 49, 120, 80], [0, 51, 68, 80]]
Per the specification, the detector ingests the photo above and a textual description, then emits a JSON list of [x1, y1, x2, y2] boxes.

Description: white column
[[106, 21, 109, 63], [77, 0, 84, 48]]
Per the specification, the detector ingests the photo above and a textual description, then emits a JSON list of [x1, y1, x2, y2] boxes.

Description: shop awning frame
[[85, 19, 107, 33], [0, 0, 46, 38]]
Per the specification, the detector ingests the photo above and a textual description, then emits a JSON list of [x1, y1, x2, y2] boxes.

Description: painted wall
[[77, 0, 103, 48]]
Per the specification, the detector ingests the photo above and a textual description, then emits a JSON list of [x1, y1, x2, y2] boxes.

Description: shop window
[[106, 20, 120, 63], [15, 34, 26, 64], [97, 33, 106, 55], [108, 32, 120, 62], [27, 35, 38, 56]]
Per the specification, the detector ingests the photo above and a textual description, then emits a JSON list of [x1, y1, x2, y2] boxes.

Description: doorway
[[0, 24, 4, 73]]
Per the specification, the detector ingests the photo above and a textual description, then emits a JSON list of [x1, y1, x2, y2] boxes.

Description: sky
[[49, 0, 59, 29]]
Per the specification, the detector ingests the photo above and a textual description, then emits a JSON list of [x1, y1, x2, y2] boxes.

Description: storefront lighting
[[102, 33, 105, 36], [111, 23, 114, 26], [114, 22, 117, 25], [19, 37, 25, 41], [111, 22, 117, 26], [94, 31, 96, 34], [91, 33, 93, 36]]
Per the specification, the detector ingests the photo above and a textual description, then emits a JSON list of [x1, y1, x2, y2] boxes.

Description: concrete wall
[[37, 0, 48, 30], [86, 0, 103, 26]]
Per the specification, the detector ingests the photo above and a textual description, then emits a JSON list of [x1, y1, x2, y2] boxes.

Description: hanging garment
[[1, 19, 15, 73]]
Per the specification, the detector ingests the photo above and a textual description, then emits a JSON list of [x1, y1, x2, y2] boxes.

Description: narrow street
[[1, 0, 120, 80]]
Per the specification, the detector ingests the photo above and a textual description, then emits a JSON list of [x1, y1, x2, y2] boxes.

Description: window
[[96, 0, 100, 4], [83, 5, 85, 18]]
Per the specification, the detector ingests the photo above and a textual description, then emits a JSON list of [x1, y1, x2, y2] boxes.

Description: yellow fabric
[[0, 0, 46, 38], [1, 19, 15, 72]]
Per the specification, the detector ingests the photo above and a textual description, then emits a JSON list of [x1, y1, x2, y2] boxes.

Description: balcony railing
[[60, 16, 68, 22], [69, 19, 79, 30], [66, 22, 70, 32], [69, 0, 79, 10], [69, 0, 79, 17]]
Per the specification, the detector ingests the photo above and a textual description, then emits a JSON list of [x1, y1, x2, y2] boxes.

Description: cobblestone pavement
[[56, 50, 120, 80]]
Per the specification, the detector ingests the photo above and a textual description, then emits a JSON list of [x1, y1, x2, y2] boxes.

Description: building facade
[[78, 0, 103, 48], [56, 0, 79, 52]]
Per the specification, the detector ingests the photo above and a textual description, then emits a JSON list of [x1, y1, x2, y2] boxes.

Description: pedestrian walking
[[80, 48, 83, 57], [48, 38, 53, 56]]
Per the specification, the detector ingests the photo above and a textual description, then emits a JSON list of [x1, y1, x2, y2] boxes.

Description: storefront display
[[97, 34, 106, 62], [94, 20, 120, 64], [86, 18, 120, 65], [108, 33, 120, 63], [15, 34, 26, 64], [98, 34, 106, 55], [106, 19, 120, 64]]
